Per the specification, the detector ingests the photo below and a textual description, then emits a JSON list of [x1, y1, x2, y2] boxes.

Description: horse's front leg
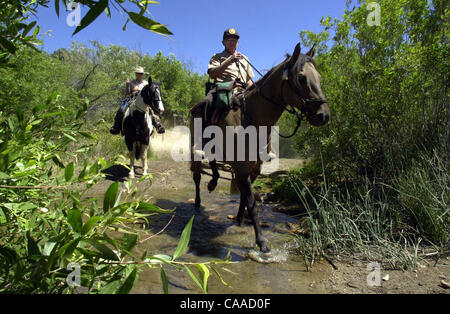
[[236, 192, 246, 226], [142, 144, 148, 176], [129, 142, 136, 179], [237, 174, 269, 252], [207, 159, 220, 192]]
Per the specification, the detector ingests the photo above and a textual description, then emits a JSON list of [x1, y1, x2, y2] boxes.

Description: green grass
[[279, 151, 449, 270]]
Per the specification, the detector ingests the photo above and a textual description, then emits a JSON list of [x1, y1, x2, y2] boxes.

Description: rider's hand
[[230, 52, 243, 62], [126, 78, 130, 84]]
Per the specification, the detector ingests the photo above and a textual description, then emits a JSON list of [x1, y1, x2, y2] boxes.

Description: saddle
[[123, 99, 154, 136], [190, 79, 246, 125]]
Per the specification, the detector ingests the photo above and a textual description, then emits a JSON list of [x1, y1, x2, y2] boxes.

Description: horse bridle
[[140, 83, 163, 114], [244, 56, 327, 138]]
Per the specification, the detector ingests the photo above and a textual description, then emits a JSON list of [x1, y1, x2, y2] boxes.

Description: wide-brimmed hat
[[134, 66, 148, 74], [223, 28, 240, 40]]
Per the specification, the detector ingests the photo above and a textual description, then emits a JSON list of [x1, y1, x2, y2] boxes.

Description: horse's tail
[[135, 143, 142, 160]]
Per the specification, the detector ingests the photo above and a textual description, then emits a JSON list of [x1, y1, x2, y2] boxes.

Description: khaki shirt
[[208, 50, 255, 84], [128, 79, 148, 95]]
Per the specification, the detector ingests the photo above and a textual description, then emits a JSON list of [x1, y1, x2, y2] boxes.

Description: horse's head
[[284, 43, 330, 126], [141, 76, 165, 114]]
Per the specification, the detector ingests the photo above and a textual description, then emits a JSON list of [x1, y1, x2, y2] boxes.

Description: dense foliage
[[0, 1, 221, 294], [276, 0, 449, 263], [0, 0, 171, 66]]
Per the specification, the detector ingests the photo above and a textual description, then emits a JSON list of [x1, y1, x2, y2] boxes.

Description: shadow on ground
[[141, 198, 248, 261], [102, 164, 147, 182]]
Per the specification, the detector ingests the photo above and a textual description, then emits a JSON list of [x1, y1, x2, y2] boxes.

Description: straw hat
[[134, 66, 148, 74]]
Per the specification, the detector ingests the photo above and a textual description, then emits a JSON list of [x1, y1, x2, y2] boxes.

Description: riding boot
[[110, 109, 124, 135]]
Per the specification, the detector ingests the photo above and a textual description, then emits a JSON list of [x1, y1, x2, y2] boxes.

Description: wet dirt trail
[[84, 130, 449, 294], [86, 145, 332, 294]]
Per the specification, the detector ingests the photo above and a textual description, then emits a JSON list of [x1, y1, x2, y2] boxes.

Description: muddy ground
[[85, 141, 449, 294]]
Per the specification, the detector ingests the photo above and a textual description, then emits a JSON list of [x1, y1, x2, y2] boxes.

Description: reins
[[238, 57, 305, 138]]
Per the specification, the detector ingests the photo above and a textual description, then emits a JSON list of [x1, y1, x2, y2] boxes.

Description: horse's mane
[[245, 52, 314, 93]]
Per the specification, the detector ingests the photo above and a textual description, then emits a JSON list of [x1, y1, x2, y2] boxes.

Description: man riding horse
[[193, 28, 276, 159], [190, 30, 331, 252], [110, 66, 165, 135]]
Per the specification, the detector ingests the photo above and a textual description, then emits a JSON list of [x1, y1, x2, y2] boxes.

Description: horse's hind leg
[[142, 144, 148, 175], [236, 174, 269, 253], [236, 192, 245, 226], [207, 160, 220, 192], [129, 142, 136, 179], [191, 161, 202, 209]]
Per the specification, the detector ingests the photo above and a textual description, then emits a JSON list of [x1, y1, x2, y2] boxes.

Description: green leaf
[[210, 266, 231, 288], [67, 209, 82, 233], [103, 181, 119, 212], [87, 239, 119, 261], [78, 131, 96, 139], [26, 231, 40, 256], [45, 91, 60, 105], [121, 233, 138, 254], [81, 216, 101, 235], [73, 0, 109, 36], [63, 133, 77, 142], [99, 279, 121, 294], [20, 202, 37, 211], [145, 254, 172, 264], [136, 202, 173, 214], [195, 263, 210, 293], [127, 12, 173, 35], [60, 238, 80, 259], [65, 162, 74, 182], [51, 154, 65, 168], [43, 241, 57, 256], [23, 21, 37, 37], [0, 36, 17, 54], [55, 0, 60, 17], [160, 267, 169, 294], [117, 267, 137, 294], [15, 108, 24, 122], [0, 207, 7, 224], [0, 246, 18, 267], [172, 215, 194, 260], [184, 265, 205, 293]]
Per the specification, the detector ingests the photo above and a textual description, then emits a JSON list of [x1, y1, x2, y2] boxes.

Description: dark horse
[[123, 76, 164, 178], [190, 43, 330, 252]]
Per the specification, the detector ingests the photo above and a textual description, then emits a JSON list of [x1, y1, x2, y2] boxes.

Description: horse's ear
[[289, 43, 301, 67], [148, 76, 152, 84], [307, 43, 317, 58]]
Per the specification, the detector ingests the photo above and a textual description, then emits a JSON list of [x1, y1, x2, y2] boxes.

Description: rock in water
[[247, 249, 287, 264]]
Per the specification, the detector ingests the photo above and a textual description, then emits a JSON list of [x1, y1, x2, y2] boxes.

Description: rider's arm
[[125, 79, 131, 95], [208, 53, 240, 80]]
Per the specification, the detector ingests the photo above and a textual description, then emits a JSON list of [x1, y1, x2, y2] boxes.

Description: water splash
[[150, 127, 190, 159], [247, 247, 288, 264]]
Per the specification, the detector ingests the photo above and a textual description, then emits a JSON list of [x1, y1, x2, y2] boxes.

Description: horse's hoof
[[207, 180, 217, 192], [258, 241, 270, 253], [143, 171, 148, 176], [129, 173, 135, 179]]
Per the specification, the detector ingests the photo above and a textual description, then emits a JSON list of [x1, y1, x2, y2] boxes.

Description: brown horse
[[190, 43, 330, 252]]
